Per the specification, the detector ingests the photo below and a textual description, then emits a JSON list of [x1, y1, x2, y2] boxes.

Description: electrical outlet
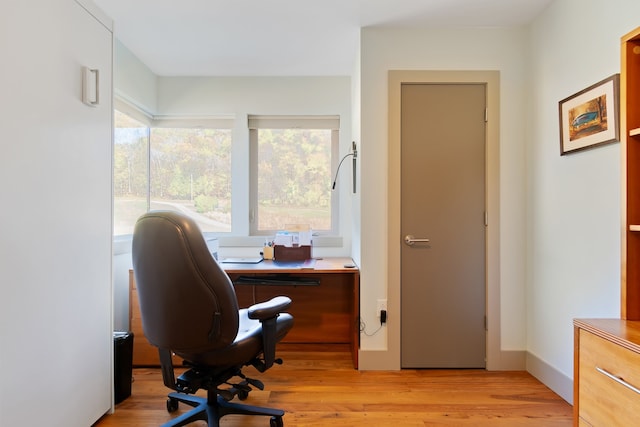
[[376, 299, 387, 317]]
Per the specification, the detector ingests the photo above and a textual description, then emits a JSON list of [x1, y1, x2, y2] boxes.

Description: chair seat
[[176, 310, 294, 367]]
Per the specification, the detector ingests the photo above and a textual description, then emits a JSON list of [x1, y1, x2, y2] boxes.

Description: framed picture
[[559, 74, 620, 155]]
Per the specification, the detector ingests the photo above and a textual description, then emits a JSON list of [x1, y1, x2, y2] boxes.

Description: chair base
[[162, 391, 284, 427]]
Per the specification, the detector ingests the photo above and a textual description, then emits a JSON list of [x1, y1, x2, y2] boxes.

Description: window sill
[[218, 235, 343, 248], [113, 234, 344, 254]]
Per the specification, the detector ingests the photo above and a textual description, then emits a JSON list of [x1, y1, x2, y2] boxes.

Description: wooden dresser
[[573, 26, 640, 427], [574, 319, 640, 426]]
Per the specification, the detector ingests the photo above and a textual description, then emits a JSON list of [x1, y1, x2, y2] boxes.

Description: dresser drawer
[[579, 329, 640, 426], [577, 417, 592, 427]]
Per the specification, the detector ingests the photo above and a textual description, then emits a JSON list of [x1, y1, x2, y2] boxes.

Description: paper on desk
[[298, 231, 312, 246], [284, 224, 311, 245], [275, 227, 312, 247], [274, 232, 293, 247]]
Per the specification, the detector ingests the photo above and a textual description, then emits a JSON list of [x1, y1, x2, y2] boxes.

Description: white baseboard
[[358, 349, 527, 371], [488, 349, 526, 370], [357, 349, 399, 370], [526, 352, 573, 404]]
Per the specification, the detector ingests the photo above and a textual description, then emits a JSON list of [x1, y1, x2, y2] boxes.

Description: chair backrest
[[132, 211, 239, 354]]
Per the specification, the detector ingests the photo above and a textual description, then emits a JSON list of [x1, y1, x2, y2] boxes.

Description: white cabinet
[[0, 1, 113, 426]]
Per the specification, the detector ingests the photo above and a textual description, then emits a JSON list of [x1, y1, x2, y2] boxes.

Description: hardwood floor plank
[[96, 350, 572, 426]]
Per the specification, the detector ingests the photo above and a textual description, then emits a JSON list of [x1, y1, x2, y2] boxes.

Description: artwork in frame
[[559, 74, 620, 155]]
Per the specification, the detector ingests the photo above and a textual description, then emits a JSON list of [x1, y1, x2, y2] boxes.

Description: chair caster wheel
[[237, 390, 249, 401], [270, 416, 283, 427], [166, 397, 179, 413]]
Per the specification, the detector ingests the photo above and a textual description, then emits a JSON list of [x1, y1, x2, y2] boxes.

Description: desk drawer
[[579, 329, 640, 426]]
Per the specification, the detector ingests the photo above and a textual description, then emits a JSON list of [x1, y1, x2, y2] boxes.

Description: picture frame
[[559, 74, 620, 155]]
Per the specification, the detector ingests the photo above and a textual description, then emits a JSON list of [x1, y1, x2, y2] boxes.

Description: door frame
[[388, 70, 517, 370]]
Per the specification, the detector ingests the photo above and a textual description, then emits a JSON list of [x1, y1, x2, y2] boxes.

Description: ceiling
[[94, 0, 553, 77]]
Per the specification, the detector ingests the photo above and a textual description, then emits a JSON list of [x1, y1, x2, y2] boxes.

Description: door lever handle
[[404, 235, 430, 246]]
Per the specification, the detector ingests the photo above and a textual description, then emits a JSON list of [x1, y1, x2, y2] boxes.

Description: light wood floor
[[96, 346, 573, 426]]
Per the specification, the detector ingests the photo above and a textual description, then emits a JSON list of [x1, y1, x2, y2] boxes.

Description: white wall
[[526, 0, 640, 401], [351, 41, 362, 267], [114, 38, 157, 114], [358, 26, 529, 365], [357, 0, 640, 402]]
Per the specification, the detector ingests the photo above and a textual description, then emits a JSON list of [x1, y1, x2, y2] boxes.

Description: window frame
[[113, 99, 234, 236], [113, 103, 151, 237], [248, 115, 340, 236], [114, 102, 344, 241]]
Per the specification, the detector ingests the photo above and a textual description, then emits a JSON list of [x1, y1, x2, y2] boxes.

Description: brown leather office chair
[[132, 210, 294, 427]]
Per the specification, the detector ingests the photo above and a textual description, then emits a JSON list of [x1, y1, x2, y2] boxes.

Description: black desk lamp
[[332, 141, 357, 194]]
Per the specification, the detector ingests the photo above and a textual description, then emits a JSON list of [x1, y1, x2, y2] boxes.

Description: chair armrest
[[248, 296, 291, 320], [247, 296, 291, 371]]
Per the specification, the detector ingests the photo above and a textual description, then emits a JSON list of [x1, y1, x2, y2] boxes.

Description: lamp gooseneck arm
[[332, 152, 354, 190], [332, 141, 357, 193]]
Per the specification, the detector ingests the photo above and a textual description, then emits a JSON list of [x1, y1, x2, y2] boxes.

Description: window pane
[[113, 110, 148, 235], [257, 128, 331, 231], [150, 127, 232, 232]]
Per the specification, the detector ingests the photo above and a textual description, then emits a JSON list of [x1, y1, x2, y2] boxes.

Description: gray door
[[400, 83, 486, 368]]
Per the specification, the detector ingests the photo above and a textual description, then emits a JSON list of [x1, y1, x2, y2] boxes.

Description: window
[[249, 116, 339, 235], [150, 125, 232, 232], [114, 108, 342, 238], [113, 110, 149, 236], [113, 107, 233, 235]]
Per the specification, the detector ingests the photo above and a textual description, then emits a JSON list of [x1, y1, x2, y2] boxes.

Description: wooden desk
[[129, 257, 360, 368]]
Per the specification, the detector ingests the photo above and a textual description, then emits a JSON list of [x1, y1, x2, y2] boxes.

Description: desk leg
[[351, 272, 360, 369]]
